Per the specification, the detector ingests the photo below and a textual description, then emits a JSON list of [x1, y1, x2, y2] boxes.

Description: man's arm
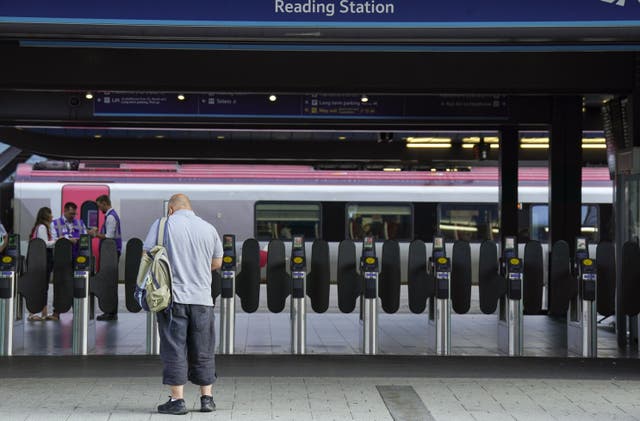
[[0, 234, 7, 253], [211, 257, 222, 271]]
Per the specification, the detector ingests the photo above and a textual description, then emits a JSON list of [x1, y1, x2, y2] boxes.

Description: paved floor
[[7, 285, 640, 420], [2, 356, 640, 420]]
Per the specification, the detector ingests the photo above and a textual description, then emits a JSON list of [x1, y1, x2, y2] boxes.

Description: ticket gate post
[[498, 237, 523, 356], [359, 237, 378, 355], [145, 312, 160, 355], [290, 236, 307, 354], [568, 238, 597, 357], [72, 235, 95, 355], [427, 236, 451, 355], [0, 235, 23, 356], [219, 234, 236, 355]]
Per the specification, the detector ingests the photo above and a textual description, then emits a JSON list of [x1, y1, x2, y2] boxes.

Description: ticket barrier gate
[[72, 235, 95, 355], [427, 236, 451, 356], [567, 238, 597, 358], [497, 237, 523, 356], [290, 236, 307, 354], [219, 235, 236, 354], [0, 235, 23, 356], [360, 237, 379, 355]]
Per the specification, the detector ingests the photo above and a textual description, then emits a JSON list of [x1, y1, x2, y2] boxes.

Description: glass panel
[[346, 203, 412, 241], [581, 205, 599, 243], [255, 202, 321, 241], [437, 203, 499, 242], [531, 205, 549, 242], [530, 204, 600, 243], [628, 178, 640, 242]]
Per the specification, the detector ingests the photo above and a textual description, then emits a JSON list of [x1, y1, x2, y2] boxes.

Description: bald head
[[168, 194, 192, 214]]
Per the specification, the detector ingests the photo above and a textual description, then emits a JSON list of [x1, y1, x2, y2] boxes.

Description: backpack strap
[[157, 217, 168, 247]]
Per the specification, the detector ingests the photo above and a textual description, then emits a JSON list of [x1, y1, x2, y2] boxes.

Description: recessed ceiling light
[[177, 94, 185, 101], [269, 95, 277, 102]]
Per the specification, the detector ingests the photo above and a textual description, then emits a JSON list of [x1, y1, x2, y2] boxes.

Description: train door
[[61, 184, 110, 265]]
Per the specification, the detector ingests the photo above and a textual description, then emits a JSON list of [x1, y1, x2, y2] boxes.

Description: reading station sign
[[0, 0, 639, 26]]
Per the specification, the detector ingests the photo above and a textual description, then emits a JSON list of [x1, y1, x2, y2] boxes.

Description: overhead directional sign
[[1, 0, 639, 26], [94, 93, 508, 120]]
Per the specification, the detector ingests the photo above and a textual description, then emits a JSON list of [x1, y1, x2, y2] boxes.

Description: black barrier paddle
[[236, 239, 260, 313], [451, 240, 471, 314], [52, 238, 74, 313], [266, 239, 289, 313], [380, 240, 400, 314], [596, 241, 616, 317], [337, 240, 360, 313], [19, 239, 48, 314], [549, 240, 575, 316], [308, 239, 330, 313], [478, 240, 499, 314], [91, 239, 118, 314], [407, 240, 428, 314], [523, 240, 543, 314], [124, 238, 143, 313]]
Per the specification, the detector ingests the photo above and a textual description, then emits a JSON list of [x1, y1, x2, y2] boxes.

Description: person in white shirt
[[28, 207, 55, 321]]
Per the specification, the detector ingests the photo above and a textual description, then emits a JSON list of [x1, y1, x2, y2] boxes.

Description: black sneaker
[[200, 395, 216, 412], [157, 397, 188, 415], [96, 313, 118, 321]]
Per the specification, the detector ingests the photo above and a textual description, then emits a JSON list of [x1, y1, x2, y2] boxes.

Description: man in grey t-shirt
[[143, 194, 223, 415]]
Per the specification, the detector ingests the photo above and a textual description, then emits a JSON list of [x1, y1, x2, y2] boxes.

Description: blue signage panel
[[93, 92, 508, 119], [95, 93, 198, 115], [1, 1, 640, 26]]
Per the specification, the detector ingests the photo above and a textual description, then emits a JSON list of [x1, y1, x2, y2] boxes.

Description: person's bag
[[134, 217, 173, 312]]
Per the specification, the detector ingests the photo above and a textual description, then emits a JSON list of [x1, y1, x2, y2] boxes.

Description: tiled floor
[[17, 285, 626, 357]]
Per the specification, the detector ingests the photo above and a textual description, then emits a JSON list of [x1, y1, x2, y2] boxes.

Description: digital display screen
[[505, 237, 515, 250], [576, 238, 587, 251], [223, 235, 234, 249], [293, 236, 303, 249], [80, 236, 90, 249], [363, 237, 374, 250], [8, 236, 15, 247], [434, 237, 444, 249]]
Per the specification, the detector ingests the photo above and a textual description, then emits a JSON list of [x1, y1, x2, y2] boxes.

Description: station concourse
[[2, 1, 640, 420]]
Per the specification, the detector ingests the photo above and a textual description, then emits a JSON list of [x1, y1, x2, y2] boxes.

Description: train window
[[255, 202, 321, 241], [437, 203, 499, 242], [346, 203, 412, 241], [530, 204, 600, 243]]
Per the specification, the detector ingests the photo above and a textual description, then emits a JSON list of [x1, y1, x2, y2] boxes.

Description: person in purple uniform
[[48, 202, 89, 321], [89, 194, 122, 321], [51, 202, 88, 256]]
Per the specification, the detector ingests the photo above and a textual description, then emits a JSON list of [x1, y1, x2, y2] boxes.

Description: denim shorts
[[157, 303, 216, 386]]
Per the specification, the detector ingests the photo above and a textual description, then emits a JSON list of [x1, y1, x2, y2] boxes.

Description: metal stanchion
[[361, 237, 378, 355], [219, 235, 236, 355], [498, 237, 523, 356], [568, 238, 597, 357], [427, 236, 450, 356], [72, 235, 95, 355], [0, 235, 23, 356], [290, 236, 307, 355]]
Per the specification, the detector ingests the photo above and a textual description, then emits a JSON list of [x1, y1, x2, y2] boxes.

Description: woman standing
[[28, 207, 55, 321]]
